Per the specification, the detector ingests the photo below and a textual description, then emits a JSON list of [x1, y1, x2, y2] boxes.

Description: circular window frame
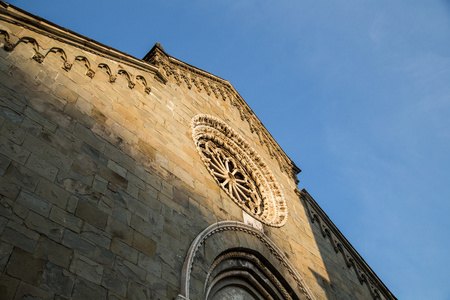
[[191, 114, 288, 227]]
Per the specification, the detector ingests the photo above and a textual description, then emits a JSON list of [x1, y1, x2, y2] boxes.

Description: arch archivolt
[[176, 221, 316, 300]]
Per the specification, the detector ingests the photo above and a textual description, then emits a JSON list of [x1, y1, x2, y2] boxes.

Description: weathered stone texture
[[0, 6, 394, 300]]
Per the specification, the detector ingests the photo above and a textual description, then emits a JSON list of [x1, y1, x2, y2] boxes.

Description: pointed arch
[[98, 63, 116, 83], [136, 75, 151, 94], [118, 69, 135, 89], [45, 47, 71, 71], [74, 55, 95, 78], [0, 29, 13, 51]]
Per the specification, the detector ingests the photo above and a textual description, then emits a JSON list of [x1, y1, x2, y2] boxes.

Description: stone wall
[[0, 4, 395, 300]]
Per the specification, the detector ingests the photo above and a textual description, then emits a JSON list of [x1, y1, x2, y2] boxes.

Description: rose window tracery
[[199, 140, 263, 215], [191, 114, 288, 227]]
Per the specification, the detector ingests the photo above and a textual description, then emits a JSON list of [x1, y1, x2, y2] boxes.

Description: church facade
[[0, 3, 396, 299]]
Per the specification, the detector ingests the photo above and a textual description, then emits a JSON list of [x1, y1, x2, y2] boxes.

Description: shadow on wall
[[0, 36, 215, 299], [298, 189, 396, 300]]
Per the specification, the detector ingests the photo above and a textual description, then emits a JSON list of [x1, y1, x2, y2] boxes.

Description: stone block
[[137, 138, 156, 160], [121, 193, 150, 221], [24, 211, 64, 242], [75, 200, 108, 230], [0, 176, 21, 201], [1, 222, 39, 253], [99, 165, 128, 188], [106, 217, 133, 245], [130, 209, 164, 238], [161, 263, 179, 286], [20, 116, 43, 137], [164, 218, 181, 240], [102, 267, 128, 297], [0, 118, 26, 144], [6, 247, 46, 285], [0, 138, 30, 164], [0, 153, 11, 176], [91, 107, 107, 125], [69, 253, 104, 285], [127, 280, 152, 300], [0, 104, 24, 123], [107, 159, 127, 178], [16, 189, 53, 218], [72, 277, 107, 300], [0, 273, 20, 300], [41, 263, 75, 297], [81, 222, 111, 249], [64, 102, 96, 128], [173, 187, 189, 208], [0, 240, 13, 272], [113, 258, 147, 285], [146, 272, 169, 299], [138, 252, 161, 277], [71, 153, 101, 178], [93, 246, 115, 268], [132, 230, 157, 259], [14, 281, 54, 300], [67, 195, 79, 214], [104, 143, 135, 172], [49, 205, 82, 233], [92, 174, 108, 195], [25, 153, 59, 182], [22, 133, 48, 158], [39, 128, 77, 156], [73, 122, 105, 153], [27, 96, 74, 131], [45, 146, 73, 173], [81, 142, 108, 165], [110, 238, 138, 264], [36, 237, 73, 269], [138, 188, 161, 212], [1, 195, 29, 224], [24, 106, 57, 132], [61, 229, 95, 258], [36, 178, 70, 209]]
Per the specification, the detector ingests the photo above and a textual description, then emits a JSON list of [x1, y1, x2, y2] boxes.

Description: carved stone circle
[[191, 114, 288, 227]]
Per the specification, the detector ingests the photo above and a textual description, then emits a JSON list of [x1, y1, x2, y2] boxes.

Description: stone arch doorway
[[176, 221, 316, 300]]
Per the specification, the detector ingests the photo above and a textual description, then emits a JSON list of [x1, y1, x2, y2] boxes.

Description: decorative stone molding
[[191, 114, 288, 227], [144, 43, 301, 184], [0, 28, 153, 95], [297, 189, 397, 300], [205, 251, 293, 300], [177, 221, 316, 300], [0, 3, 299, 183], [0, 3, 167, 83]]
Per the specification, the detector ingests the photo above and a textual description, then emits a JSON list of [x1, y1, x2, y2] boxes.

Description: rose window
[[191, 114, 288, 227], [199, 140, 263, 215]]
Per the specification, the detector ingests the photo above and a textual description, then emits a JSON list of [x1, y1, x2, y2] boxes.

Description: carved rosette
[[191, 114, 288, 227]]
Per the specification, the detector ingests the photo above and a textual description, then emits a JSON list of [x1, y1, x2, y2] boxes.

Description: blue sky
[[9, 1, 450, 299]]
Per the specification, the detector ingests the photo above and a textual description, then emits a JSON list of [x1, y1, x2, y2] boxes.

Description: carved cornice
[[0, 2, 300, 183], [297, 189, 397, 300], [144, 44, 301, 183], [0, 3, 167, 83], [0, 29, 154, 95]]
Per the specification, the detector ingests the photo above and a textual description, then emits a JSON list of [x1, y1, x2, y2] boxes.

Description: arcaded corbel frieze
[[297, 189, 397, 300], [0, 4, 167, 84], [0, 28, 156, 96]]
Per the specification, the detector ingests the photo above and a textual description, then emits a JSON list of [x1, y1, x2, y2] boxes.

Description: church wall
[[0, 6, 392, 300]]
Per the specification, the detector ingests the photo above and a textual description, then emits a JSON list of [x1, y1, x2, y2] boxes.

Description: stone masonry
[[0, 3, 396, 300]]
